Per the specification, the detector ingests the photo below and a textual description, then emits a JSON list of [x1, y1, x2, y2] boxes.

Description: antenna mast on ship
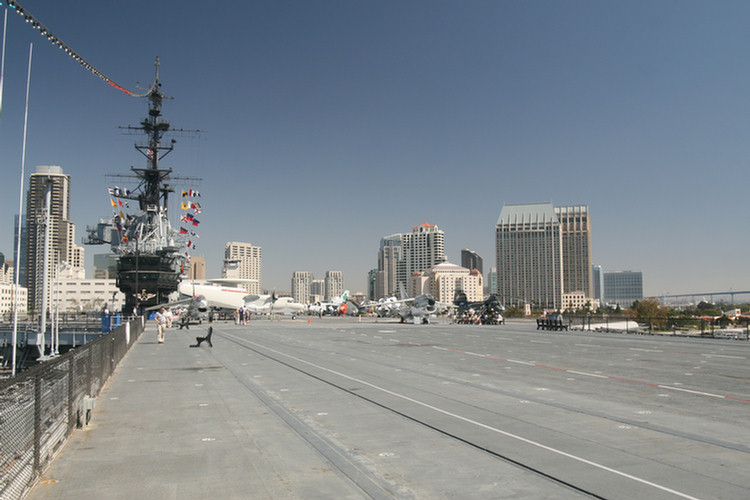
[[123, 58, 175, 219]]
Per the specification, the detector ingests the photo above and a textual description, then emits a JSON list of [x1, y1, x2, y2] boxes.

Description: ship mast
[[123, 58, 174, 220], [85, 58, 200, 312]]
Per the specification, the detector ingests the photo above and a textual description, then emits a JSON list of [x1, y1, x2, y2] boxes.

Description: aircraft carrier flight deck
[[24, 317, 750, 500]]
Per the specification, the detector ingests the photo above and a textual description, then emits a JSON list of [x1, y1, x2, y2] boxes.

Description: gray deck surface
[[25, 318, 750, 500]]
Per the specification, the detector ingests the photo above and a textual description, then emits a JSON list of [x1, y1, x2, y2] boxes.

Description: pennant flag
[[118, 199, 123, 207], [181, 202, 188, 210], [190, 231, 199, 238], [122, 235, 129, 242], [110, 199, 116, 207], [191, 218, 200, 226], [119, 211, 125, 219], [181, 190, 188, 197], [108, 188, 114, 195], [190, 202, 201, 209], [193, 208, 203, 214], [179, 227, 188, 234]]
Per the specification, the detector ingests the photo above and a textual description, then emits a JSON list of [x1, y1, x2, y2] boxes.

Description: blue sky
[[1, 1, 749, 297]]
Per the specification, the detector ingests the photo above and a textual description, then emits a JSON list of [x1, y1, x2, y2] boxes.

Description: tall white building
[[376, 234, 403, 298], [24, 166, 75, 312], [555, 205, 593, 298], [223, 242, 261, 294], [324, 270, 343, 300], [375, 223, 446, 298], [291, 271, 313, 304], [495, 203, 594, 311], [496, 203, 563, 309]]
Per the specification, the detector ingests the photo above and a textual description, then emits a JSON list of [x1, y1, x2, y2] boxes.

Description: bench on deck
[[190, 326, 213, 347], [536, 318, 568, 331]]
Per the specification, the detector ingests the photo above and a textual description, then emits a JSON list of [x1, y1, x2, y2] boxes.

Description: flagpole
[[11, 43, 33, 377], [0, 8, 7, 117]]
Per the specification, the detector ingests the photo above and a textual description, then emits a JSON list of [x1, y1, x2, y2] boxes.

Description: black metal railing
[[565, 314, 749, 338], [0, 317, 144, 500]]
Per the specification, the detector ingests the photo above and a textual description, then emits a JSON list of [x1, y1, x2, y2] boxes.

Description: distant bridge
[[658, 290, 750, 305]]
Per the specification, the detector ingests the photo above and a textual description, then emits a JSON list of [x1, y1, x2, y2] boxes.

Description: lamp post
[[133, 236, 139, 316]]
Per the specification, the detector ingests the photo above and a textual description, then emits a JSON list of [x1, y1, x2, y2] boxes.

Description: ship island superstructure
[[85, 60, 194, 312]]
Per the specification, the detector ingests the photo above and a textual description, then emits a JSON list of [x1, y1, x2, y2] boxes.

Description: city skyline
[[1, 1, 749, 296]]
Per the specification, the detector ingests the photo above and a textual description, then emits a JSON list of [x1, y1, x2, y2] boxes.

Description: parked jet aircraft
[[147, 281, 253, 326], [243, 294, 306, 317], [367, 286, 451, 324], [308, 291, 358, 315]]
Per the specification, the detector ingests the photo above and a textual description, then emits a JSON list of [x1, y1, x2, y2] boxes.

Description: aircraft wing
[[144, 296, 197, 311], [207, 278, 259, 287]]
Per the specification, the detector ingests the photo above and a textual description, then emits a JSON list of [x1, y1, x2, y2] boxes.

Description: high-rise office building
[[592, 265, 604, 302], [495, 203, 563, 309], [403, 223, 446, 291], [461, 249, 483, 275], [24, 166, 74, 311], [555, 205, 592, 298], [310, 279, 325, 302], [376, 234, 403, 298], [374, 223, 446, 298], [324, 270, 343, 300], [486, 267, 497, 297], [188, 256, 206, 280], [291, 271, 313, 304], [223, 242, 261, 294], [603, 271, 643, 307], [367, 269, 378, 300]]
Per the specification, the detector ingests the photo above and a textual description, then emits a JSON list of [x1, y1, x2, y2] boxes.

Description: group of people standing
[[453, 310, 505, 325], [234, 307, 251, 325]]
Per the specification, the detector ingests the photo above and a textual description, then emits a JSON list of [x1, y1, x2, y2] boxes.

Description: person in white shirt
[[155, 307, 167, 343]]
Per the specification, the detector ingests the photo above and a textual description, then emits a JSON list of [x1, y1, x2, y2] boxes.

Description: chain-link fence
[[566, 314, 750, 338], [0, 316, 145, 500]]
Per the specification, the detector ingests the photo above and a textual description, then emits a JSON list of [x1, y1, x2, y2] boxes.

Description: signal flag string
[[1, 0, 153, 97]]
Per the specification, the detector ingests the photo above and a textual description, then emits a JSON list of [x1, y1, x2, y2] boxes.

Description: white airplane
[[177, 280, 253, 311], [308, 290, 354, 315], [148, 280, 253, 327], [369, 296, 400, 317], [244, 294, 306, 317], [366, 286, 451, 324]]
